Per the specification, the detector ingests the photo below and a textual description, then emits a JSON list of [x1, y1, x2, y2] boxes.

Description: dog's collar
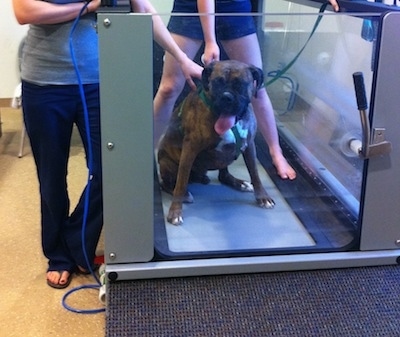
[[177, 87, 213, 120], [198, 87, 214, 111]]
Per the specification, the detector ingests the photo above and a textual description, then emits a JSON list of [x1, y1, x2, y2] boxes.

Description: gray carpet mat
[[106, 265, 400, 336]]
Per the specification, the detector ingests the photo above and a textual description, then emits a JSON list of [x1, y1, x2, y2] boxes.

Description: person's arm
[[131, 0, 203, 90], [12, 0, 101, 25], [197, 0, 219, 65]]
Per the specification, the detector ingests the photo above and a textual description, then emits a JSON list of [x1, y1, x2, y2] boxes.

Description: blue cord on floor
[[62, 285, 105, 314], [61, 3, 105, 314]]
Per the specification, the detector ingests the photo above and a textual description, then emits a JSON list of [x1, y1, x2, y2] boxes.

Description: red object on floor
[[94, 255, 104, 265]]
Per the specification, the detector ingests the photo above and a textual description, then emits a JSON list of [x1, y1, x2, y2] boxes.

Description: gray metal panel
[[98, 13, 154, 263], [106, 250, 400, 281], [360, 12, 400, 250]]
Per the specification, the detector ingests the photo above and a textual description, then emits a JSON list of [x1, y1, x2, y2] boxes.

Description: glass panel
[[262, 3, 376, 211], [147, 3, 377, 260]]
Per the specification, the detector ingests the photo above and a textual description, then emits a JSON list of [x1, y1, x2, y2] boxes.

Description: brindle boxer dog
[[157, 60, 275, 225]]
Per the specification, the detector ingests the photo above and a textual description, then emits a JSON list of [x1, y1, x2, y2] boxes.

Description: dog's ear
[[202, 62, 215, 91], [249, 66, 264, 97]]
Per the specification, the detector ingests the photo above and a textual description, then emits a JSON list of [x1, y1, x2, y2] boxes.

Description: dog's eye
[[213, 77, 226, 87], [232, 78, 247, 92]]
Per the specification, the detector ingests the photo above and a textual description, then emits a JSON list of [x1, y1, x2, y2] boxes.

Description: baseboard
[[0, 98, 11, 108]]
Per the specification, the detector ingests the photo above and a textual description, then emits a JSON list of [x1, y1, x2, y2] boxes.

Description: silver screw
[[107, 142, 114, 150], [109, 252, 116, 260], [103, 18, 111, 27]]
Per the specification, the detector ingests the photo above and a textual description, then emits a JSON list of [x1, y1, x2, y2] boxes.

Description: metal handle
[[353, 72, 368, 111], [352, 72, 391, 158], [352, 72, 371, 157]]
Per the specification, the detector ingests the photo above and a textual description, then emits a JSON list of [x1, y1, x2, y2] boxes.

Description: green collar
[[178, 86, 214, 118], [198, 87, 214, 111]]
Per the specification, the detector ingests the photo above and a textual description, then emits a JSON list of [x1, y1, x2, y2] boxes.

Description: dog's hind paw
[[189, 173, 210, 185], [183, 191, 194, 204], [240, 181, 254, 192]]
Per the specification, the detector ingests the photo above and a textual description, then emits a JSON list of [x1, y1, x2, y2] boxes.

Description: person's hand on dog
[[202, 41, 220, 65], [175, 52, 203, 90], [130, 0, 203, 91], [176, 53, 204, 90]]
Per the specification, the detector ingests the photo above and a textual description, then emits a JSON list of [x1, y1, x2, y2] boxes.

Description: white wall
[[151, 0, 173, 24], [151, 0, 172, 12], [0, 1, 28, 99]]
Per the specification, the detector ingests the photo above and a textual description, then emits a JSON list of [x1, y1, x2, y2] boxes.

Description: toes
[[47, 270, 71, 286], [47, 271, 59, 284], [168, 215, 183, 225], [257, 198, 275, 208], [59, 271, 70, 285], [278, 166, 297, 180], [167, 207, 184, 225], [240, 181, 254, 192], [272, 155, 297, 180], [172, 216, 183, 225]]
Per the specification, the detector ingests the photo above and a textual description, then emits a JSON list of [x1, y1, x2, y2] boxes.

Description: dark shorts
[[168, 0, 256, 41]]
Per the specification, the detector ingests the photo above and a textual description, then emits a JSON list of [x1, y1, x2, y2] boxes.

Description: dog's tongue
[[214, 115, 236, 135]]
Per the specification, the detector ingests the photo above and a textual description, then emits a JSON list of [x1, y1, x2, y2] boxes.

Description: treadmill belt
[[156, 157, 315, 256]]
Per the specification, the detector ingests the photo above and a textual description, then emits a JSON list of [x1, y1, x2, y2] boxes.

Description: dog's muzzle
[[220, 91, 235, 104]]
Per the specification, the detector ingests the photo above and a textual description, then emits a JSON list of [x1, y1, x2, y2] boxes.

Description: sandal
[[46, 270, 72, 289], [76, 264, 100, 275]]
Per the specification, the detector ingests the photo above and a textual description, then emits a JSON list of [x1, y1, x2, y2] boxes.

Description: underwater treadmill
[[98, 1, 400, 281]]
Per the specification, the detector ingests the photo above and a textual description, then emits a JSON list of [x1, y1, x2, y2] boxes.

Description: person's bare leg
[[153, 34, 203, 146], [221, 34, 296, 180]]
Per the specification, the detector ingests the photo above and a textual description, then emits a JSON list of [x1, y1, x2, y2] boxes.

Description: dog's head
[[201, 60, 264, 135]]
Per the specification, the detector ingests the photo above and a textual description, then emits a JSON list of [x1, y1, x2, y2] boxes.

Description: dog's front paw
[[167, 207, 184, 225], [257, 196, 275, 209], [168, 214, 184, 225]]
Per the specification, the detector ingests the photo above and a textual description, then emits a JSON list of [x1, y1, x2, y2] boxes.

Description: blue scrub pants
[[22, 81, 103, 273]]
